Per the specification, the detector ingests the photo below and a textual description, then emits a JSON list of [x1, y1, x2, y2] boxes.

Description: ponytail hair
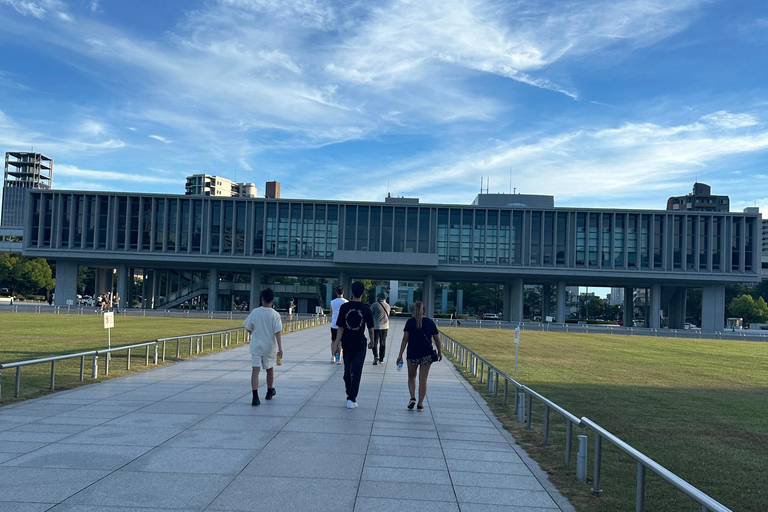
[[412, 301, 425, 329]]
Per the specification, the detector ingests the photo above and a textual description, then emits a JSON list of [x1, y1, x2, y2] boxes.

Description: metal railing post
[[15, 366, 21, 397], [526, 393, 532, 430], [80, 356, 85, 381], [543, 404, 550, 446], [92, 355, 98, 379], [127, 348, 131, 370], [153, 345, 158, 365], [503, 378, 508, 406], [189, 337, 193, 355], [637, 462, 646, 512], [145, 345, 150, 366], [494, 372, 499, 397], [517, 392, 525, 422], [50, 360, 56, 390], [566, 421, 573, 467], [577, 435, 588, 482], [593, 434, 603, 496]]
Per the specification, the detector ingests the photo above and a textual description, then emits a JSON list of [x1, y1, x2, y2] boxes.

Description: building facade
[[667, 183, 729, 212], [2, 152, 53, 226], [21, 189, 762, 331], [185, 174, 257, 198]]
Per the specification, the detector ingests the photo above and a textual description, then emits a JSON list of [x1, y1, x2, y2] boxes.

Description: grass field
[[440, 326, 768, 512], [0, 315, 244, 404]]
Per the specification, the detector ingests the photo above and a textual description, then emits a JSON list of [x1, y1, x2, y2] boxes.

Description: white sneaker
[[331, 357, 336, 364], [346, 400, 356, 409]]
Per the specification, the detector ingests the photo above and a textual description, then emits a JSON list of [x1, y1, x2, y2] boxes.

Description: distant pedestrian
[[243, 288, 283, 406], [335, 281, 374, 408], [396, 301, 442, 412], [113, 292, 120, 314], [370, 292, 391, 365], [47, 294, 53, 306], [451, 311, 461, 327], [330, 286, 347, 364]]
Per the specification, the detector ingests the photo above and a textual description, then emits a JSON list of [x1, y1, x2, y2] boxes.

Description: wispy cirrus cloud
[[148, 134, 172, 144], [56, 164, 180, 186]]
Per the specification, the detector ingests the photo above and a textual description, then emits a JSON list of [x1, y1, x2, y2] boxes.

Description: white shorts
[[252, 353, 276, 369]]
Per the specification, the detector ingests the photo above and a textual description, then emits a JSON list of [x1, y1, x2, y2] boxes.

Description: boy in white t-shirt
[[243, 288, 283, 406], [330, 285, 347, 364]]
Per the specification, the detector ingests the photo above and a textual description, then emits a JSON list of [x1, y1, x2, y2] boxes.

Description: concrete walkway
[[0, 319, 575, 512]]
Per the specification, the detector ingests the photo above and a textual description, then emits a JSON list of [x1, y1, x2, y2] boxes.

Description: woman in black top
[[396, 301, 443, 412]]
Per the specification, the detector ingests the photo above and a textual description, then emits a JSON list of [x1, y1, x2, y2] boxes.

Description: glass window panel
[[327, 205, 338, 257], [653, 215, 663, 269], [556, 212, 566, 265], [486, 210, 497, 264], [601, 213, 611, 267], [129, 198, 139, 250], [746, 217, 754, 272], [277, 203, 289, 256], [712, 217, 720, 270], [731, 218, 741, 271], [588, 214, 599, 266], [473, 210, 486, 264], [345, 206, 356, 251], [437, 208, 448, 262], [381, 206, 393, 252], [686, 216, 695, 270], [210, 202, 221, 253], [289, 203, 301, 256], [191, 200, 202, 252], [369, 206, 381, 252], [498, 210, 509, 265], [673, 215, 683, 269], [461, 209, 471, 263], [406, 208, 418, 253], [85, 196, 96, 249], [641, 214, 650, 269], [576, 213, 586, 266], [62, 194, 72, 248], [614, 215, 625, 266], [235, 202, 246, 254], [449, 209, 460, 263], [302, 204, 314, 257], [167, 199, 177, 251], [223, 202, 234, 252], [141, 197, 152, 251], [511, 211, 523, 264], [265, 203, 276, 255], [394, 207, 406, 252], [254, 202, 265, 255], [530, 212, 541, 265], [313, 205, 325, 258], [180, 199, 190, 251], [543, 212, 554, 265], [116, 197, 126, 250], [357, 206, 369, 251], [699, 216, 708, 270]]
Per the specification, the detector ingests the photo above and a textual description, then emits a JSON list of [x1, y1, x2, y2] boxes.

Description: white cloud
[[57, 164, 179, 185], [148, 134, 172, 144], [1, 0, 69, 19], [700, 111, 758, 129]]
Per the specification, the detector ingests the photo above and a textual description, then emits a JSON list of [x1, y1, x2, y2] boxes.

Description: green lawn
[[0, 315, 244, 404], [441, 326, 768, 512]]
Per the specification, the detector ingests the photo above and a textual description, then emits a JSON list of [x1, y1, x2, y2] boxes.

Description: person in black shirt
[[396, 301, 442, 412], [335, 281, 374, 409]]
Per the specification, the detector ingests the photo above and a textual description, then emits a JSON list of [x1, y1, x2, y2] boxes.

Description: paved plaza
[[0, 319, 575, 512]]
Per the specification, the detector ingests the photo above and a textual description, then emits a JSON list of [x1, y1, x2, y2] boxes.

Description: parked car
[[483, 313, 501, 320], [79, 295, 94, 306], [684, 323, 699, 329]]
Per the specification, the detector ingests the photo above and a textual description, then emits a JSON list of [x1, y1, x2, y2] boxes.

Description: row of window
[[26, 192, 758, 273]]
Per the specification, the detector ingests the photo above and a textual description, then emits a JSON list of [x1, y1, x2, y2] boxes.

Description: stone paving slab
[[0, 318, 575, 511]]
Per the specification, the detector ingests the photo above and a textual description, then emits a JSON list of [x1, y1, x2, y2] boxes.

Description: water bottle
[[397, 360, 403, 371]]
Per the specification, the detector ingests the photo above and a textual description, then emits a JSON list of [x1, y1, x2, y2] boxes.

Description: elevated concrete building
[[2, 152, 53, 227], [22, 188, 762, 332]]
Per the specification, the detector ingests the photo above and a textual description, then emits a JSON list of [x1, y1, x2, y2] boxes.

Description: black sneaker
[[372, 359, 378, 365], [265, 388, 276, 400], [251, 396, 260, 406], [407, 398, 416, 410], [417, 404, 424, 412]]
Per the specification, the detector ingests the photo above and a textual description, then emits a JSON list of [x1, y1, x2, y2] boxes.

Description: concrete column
[[339, 271, 350, 298], [457, 289, 464, 315], [541, 285, 551, 320], [116, 265, 127, 310], [668, 287, 687, 329], [701, 284, 725, 332], [95, 269, 111, 297], [325, 283, 333, 309], [511, 278, 524, 322], [407, 288, 414, 311], [650, 283, 661, 329], [502, 283, 512, 322], [150, 270, 158, 309], [249, 269, 262, 311], [208, 268, 219, 311], [423, 275, 435, 318], [54, 260, 78, 306], [556, 281, 567, 324], [623, 287, 634, 327], [441, 288, 448, 314]]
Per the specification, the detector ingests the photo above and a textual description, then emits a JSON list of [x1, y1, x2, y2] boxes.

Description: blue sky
[[1, 0, 768, 213]]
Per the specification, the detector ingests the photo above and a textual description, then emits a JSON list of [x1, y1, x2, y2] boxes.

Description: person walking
[[243, 288, 283, 406], [330, 285, 347, 364], [370, 292, 391, 365], [335, 281, 374, 409], [451, 311, 461, 327], [396, 301, 442, 412]]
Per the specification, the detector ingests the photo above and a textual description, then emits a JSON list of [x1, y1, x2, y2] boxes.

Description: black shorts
[[331, 327, 338, 341]]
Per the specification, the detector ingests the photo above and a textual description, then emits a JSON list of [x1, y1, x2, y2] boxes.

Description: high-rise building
[[2, 152, 53, 227], [666, 183, 729, 212], [185, 174, 257, 197]]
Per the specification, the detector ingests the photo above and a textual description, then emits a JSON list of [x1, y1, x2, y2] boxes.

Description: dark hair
[[261, 288, 275, 304], [412, 301, 425, 329], [351, 281, 365, 299], [336, 285, 344, 297]]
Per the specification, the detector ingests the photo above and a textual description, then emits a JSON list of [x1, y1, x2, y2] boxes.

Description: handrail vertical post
[[592, 434, 603, 496], [176, 339, 180, 359], [80, 356, 85, 381], [15, 366, 22, 397], [503, 378, 508, 406], [494, 372, 499, 397], [50, 360, 56, 390], [92, 355, 98, 379], [526, 393, 532, 430], [543, 404, 550, 446], [145, 345, 150, 366], [565, 421, 573, 467], [127, 348, 131, 370], [153, 344, 158, 365], [636, 462, 646, 512], [105, 352, 109, 375]]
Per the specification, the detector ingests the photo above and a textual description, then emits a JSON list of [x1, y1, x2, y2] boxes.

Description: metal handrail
[[580, 418, 733, 512], [439, 331, 733, 512], [0, 350, 97, 369]]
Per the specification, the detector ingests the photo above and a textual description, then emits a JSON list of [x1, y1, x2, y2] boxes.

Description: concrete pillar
[[116, 265, 127, 310], [423, 275, 435, 318], [249, 269, 262, 311], [54, 260, 78, 306], [94, 269, 111, 297], [457, 289, 464, 315], [325, 283, 333, 309], [650, 283, 661, 329], [407, 288, 414, 311], [150, 270, 158, 309], [541, 285, 551, 320], [339, 271, 350, 298], [208, 268, 219, 311], [701, 284, 725, 332], [441, 288, 448, 314], [623, 287, 634, 327], [668, 287, 686, 329], [502, 283, 512, 322], [556, 281, 567, 324], [511, 278, 523, 322]]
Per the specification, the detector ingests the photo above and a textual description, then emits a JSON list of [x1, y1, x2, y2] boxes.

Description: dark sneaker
[[266, 388, 276, 400], [407, 398, 416, 410], [417, 404, 424, 412], [251, 396, 260, 406], [372, 359, 378, 365]]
